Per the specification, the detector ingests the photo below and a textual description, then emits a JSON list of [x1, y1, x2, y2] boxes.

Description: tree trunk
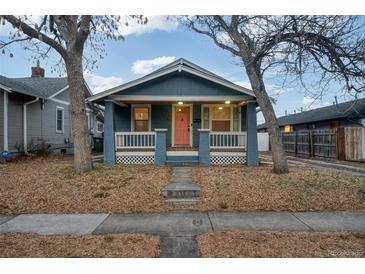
[[245, 62, 289, 174], [65, 52, 93, 172]]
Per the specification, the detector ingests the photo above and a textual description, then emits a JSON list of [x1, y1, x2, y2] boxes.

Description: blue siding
[[192, 104, 201, 147], [114, 105, 131, 131], [114, 72, 245, 97], [241, 105, 247, 131], [151, 104, 172, 146], [246, 102, 259, 166]]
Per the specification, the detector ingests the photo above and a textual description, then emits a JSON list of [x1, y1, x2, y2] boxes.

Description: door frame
[[171, 104, 193, 147]]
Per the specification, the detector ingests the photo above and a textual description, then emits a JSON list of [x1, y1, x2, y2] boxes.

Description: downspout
[[23, 97, 39, 154]]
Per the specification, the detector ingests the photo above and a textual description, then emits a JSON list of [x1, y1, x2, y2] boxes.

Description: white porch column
[[3, 91, 8, 151]]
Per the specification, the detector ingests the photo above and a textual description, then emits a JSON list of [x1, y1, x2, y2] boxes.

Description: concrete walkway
[[1, 211, 365, 258], [161, 167, 201, 205]]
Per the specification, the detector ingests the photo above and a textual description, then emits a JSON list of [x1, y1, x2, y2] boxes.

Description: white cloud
[[131, 56, 176, 75], [117, 16, 178, 36], [84, 69, 123, 94], [303, 96, 328, 110]]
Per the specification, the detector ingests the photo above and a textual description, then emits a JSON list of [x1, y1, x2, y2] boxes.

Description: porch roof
[[88, 58, 256, 105]]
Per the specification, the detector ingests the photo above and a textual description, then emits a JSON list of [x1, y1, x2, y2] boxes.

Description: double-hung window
[[202, 105, 241, 132], [133, 106, 150, 132], [56, 107, 64, 133]]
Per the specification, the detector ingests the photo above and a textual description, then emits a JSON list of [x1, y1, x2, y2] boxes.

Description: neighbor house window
[[133, 106, 150, 132], [284, 125, 293, 133], [56, 107, 64, 133], [97, 121, 103, 133], [211, 106, 231, 132]]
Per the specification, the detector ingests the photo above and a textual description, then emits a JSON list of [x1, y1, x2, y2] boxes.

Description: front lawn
[[1, 157, 364, 213], [0, 156, 170, 213], [197, 231, 365, 258], [0, 233, 160, 258], [192, 165, 365, 211]]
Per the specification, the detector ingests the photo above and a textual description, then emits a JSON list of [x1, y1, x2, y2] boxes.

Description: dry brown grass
[[0, 233, 160, 258], [1, 156, 365, 213], [192, 165, 365, 211], [0, 156, 171, 213], [197, 231, 365, 258]]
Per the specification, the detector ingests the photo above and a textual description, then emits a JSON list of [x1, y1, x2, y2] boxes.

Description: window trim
[[56, 106, 65, 134], [96, 121, 104, 133], [201, 104, 241, 132], [131, 104, 151, 132]]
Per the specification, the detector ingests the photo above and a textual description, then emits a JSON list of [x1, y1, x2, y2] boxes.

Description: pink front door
[[174, 106, 190, 145]]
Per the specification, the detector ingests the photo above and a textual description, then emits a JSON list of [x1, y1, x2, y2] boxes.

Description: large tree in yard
[[0, 15, 146, 172], [183, 16, 365, 173]]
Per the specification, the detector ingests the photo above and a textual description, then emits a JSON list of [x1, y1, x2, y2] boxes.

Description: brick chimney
[[31, 60, 45, 77]]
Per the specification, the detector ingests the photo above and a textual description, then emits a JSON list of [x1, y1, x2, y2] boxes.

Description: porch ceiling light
[[178, 101, 183, 105], [218, 106, 223, 110], [225, 100, 231, 104]]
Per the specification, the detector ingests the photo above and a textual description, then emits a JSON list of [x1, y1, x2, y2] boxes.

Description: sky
[[0, 16, 361, 125]]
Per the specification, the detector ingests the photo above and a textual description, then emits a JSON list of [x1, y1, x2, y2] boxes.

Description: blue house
[[88, 58, 259, 166]]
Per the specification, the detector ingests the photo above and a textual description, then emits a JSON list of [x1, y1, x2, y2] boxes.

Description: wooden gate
[[345, 128, 363, 161]]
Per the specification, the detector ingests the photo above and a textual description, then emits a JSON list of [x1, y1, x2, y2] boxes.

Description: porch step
[[161, 167, 201, 204], [164, 198, 201, 205], [161, 182, 201, 198], [166, 160, 199, 167]]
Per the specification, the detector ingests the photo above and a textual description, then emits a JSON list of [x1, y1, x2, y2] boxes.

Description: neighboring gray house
[[0, 64, 103, 156]]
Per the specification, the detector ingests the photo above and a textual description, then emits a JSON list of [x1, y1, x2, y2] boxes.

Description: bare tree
[[183, 16, 365, 173], [0, 15, 146, 172]]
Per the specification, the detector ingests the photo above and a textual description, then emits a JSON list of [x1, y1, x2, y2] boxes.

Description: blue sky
[[0, 16, 359, 124]]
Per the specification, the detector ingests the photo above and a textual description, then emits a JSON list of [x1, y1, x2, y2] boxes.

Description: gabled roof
[[258, 98, 365, 129], [88, 58, 255, 102]]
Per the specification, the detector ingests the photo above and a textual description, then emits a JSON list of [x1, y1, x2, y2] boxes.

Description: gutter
[[23, 97, 40, 154]]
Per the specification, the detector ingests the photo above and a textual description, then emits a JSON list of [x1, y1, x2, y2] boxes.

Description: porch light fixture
[[178, 101, 183, 105], [225, 101, 231, 104], [218, 106, 223, 110]]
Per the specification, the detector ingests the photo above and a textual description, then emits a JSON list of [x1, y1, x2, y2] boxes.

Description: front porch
[[104, 101, 259, 166]]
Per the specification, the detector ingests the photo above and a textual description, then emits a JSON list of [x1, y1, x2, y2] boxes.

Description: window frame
[[131, 104, 151, 132], [96, 121, 104, 133], [201, 104, 241, 132], [56, 106, 65, 134]]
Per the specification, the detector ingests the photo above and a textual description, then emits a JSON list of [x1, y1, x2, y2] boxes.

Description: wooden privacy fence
[[282, 130, 337, 159], [282, 127, 364, 161]]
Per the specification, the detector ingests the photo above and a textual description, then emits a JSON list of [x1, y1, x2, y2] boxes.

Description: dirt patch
[[0, 156, 171, 213], [197, 231, 365, 258], [0, 233, 160, 258], [192, 165, 365, 211]]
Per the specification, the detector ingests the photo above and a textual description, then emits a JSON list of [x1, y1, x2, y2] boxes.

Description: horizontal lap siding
[[151, 104, 172, 147], [114, 104, 131, 132], [115, 73, 244, 97], [241, 105, 247, 131], [7, 93, 25, 152], [27, 100, 72, 150]]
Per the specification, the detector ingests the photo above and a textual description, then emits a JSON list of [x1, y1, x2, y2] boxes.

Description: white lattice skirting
[[210, 155, 247, 165], [116, 155, 155, 164]]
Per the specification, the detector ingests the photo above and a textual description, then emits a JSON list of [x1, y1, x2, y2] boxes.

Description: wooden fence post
[[308, 130, 313, 158], [337, 127, 346, 161]]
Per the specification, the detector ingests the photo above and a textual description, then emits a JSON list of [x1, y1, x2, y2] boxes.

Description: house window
[[86, 113, 91, 130], [202, 106, 210, 129], [97, 121, 104, 133], [284, 125, 293, 133], [56, 107, 64, 133], [133, 106, 150, 132], [201, 105, 241, 132]]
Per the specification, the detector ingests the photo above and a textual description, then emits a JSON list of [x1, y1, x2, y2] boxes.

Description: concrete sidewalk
[[1, 211, 364, 236]]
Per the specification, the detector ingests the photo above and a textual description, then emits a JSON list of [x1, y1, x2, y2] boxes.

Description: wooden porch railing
[[115, 132, 156, 149], [210, 131, 247, 149]]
